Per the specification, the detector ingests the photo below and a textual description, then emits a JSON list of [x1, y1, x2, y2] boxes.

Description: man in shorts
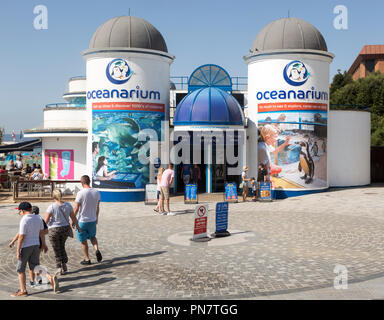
[[11, 202, 58, 297], [159, 164, 174, 215], [74, 175, 102, 265]]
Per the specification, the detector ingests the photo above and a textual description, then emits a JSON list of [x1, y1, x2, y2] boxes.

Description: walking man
[[73, 175, 102, 265], [11, 202, 58, 297], [159, 164, 174, 215]]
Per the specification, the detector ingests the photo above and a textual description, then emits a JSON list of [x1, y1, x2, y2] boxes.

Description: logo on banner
[[106, 58, 133, 84], [283, 60, 310, 86]]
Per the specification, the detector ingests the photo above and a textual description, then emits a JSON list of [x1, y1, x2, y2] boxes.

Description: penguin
[[121, 64, 129, 78], [311, 141, 319, 157], [322, 140, 326, 153], [289, 68, 301, 81], [111, 66, 122, 79], [298, 141, 314, 184]]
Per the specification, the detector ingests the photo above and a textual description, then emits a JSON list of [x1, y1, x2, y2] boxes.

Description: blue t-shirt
[[182, 164, 191, 176]]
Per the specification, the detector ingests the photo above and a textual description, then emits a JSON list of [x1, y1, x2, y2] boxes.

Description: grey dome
[[89, 16, 168, 52], [251, 18, 327, 52]]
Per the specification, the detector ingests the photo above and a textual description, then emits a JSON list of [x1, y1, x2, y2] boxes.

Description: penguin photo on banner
[[297, 141, 315, 184]]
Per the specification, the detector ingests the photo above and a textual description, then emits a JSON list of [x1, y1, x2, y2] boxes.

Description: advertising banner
[[145, 184, 158, 205], [258, 182, 272, 201], [224, 182, 238, 203], [184, 183, 198, 204], [193, 204, 209, 240], [248, 58, 330, 191], [215, 202, 229, 233], [87, 57, 169, 191], [44, 149, 74, 180]]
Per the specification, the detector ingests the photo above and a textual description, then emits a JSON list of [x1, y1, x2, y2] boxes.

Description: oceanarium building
[[24, 16, 371, 201]]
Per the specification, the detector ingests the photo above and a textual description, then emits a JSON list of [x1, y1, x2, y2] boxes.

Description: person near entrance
[[191, 164, 201, 187], [159, 164, 174, 215], [241, 166, 251, 202], [182, 163, 192, 185], [73, 175, 102, 265]]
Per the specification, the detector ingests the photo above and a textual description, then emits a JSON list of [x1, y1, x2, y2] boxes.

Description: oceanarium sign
[[86, 59, 161, 101], [255, 60, 328, 102]]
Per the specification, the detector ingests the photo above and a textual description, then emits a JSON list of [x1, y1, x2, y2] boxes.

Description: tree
[[330, 71, 384, 146]]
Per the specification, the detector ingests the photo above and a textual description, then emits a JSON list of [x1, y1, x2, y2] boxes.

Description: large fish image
[[97, 119, 140, 148], [297, 141, 314, 184]]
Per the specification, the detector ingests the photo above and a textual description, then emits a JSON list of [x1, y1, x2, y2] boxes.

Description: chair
[[0, 174, 8, 190]]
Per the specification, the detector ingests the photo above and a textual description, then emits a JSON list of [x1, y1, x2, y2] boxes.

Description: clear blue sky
[[0, 0, 383, 133]]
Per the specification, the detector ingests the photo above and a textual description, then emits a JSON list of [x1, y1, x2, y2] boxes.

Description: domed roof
[[89, 16, 168, 53], [173, 87, 244, 126], [251, 18, 327, 52]]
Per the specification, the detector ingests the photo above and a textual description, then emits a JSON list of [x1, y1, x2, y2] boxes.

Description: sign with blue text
[[145, 184, 158, 205], [259, 182, 272, 201], [224, 182, 238, 203], [184, 183, 198, 204], [215, 202, 229, 233]]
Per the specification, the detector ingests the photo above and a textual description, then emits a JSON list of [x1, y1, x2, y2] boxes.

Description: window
[[365, 59, 375, 75]]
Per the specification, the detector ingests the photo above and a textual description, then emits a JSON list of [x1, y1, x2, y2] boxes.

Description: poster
[[259, 182, 272, 201], [184, 183, 198, 204], [44, 149, 74, 180], [215, 202, 229, 233], [193, 204, 208, 240], [92, 103, 164, 189], [145, 183, 158, 205], [224, 182, 238, 203]]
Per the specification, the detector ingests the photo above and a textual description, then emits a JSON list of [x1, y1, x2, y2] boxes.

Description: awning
[[0, 139, 42, 153]]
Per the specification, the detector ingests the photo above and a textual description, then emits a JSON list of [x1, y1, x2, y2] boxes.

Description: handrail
[[45, 103, 85, 108]]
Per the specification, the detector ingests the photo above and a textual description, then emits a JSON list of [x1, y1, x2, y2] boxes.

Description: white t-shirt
[[242, 171, 250, 188], [75, 188, 101, 223], [19, 214, 43, 248], [96, 165, 107, 177], [46, 202, 73, 229]]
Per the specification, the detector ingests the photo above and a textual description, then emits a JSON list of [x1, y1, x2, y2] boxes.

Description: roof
[[0, 139, 41, 153], [348, 45, 384, 74], [89, 16, 168, 53], [173, 87, 244, 126], [251, 18, 328, 53]]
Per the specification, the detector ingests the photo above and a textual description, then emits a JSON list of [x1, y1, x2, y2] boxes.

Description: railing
[[330, 104, 370, 111], [45, 103, 85, 109], [13, 179, 81, 201], [170, 76, 248, 91]]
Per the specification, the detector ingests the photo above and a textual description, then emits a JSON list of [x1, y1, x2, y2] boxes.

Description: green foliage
[[330, 71, 384, 146]]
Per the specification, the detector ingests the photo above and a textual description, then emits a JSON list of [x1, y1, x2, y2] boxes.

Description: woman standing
[[154, 167, 165, 213], [44, 189, 81, 275], [241, 166, 250, 202]]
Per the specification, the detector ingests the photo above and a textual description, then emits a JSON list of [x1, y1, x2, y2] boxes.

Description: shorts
[[16, 245, 40, 273], [160, 186, 170, 200], [76, 221, 97, 243]]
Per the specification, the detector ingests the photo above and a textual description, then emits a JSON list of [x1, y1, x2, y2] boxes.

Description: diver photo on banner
[[254, 59, 329, 191], [224, 182, 238, 203], [184, 183, 198, 204]]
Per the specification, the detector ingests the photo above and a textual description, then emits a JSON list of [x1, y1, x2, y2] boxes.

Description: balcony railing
[[45, 103, 85, 109], [170, 76, 247, 91]]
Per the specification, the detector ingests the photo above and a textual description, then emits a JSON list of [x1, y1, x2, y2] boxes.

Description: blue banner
[[185, 183, 198, 203], [215, 202, 229, 233], [225, 182, 238, 202], [259, 182, 272, 201]]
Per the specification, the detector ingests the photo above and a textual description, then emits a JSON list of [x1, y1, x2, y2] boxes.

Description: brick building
[[348, 45, 384, 80]]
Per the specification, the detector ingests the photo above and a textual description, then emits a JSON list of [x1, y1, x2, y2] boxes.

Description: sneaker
[[153, 208, 159, 212], [95, 250, 102, 263], [11, 290, 28, 297], [61, 263, 67, 275], [29, 281, 35, 287], [80, 259, 91, 265], [162, 211, 168, 215], [168, 212, 176, 216], [49, 275, 59, 293]]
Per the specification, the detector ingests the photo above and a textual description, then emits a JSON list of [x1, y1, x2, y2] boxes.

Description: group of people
[[240, 164, 268, 202], [9, 175, 102, 297]]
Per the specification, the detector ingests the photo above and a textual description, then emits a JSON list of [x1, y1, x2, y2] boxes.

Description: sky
[[0, 0, 383, 133]]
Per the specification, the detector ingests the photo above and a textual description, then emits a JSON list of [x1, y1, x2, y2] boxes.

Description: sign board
[[184, 183, 198, 204], [259, 182, 272, 201], [215, 202, 229, 233], [145, 184, 158, 205], [192, 204, 208, 240], [224, 182, 238, 203]]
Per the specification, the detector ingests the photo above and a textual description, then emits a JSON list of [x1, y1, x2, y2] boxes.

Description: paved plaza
[[1, 186, 384, 300]]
